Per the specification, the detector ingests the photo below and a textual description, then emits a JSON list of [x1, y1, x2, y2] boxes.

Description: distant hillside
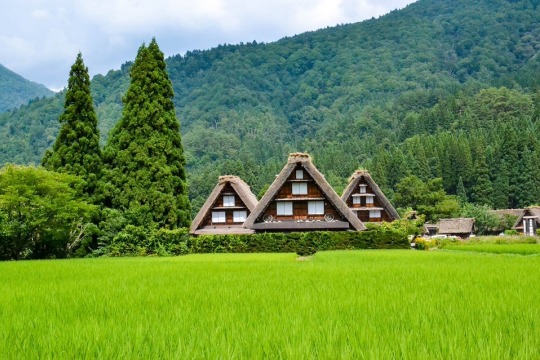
[[0, 64, 54, 112], [1, 0, 540, 210]]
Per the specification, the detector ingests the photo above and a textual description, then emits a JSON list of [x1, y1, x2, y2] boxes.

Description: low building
[[513, 207, 540, 236], [243, 153, 366, 232], [438, 218, 475, 238], [341, 170, 400, 223], [190, 176, 258, 235], [423, 223, 439, 237]]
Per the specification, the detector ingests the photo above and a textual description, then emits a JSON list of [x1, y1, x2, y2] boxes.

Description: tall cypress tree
[[42, 53, 101, 198], [456, 176, 467, 204], [471, 141, 493, 207], [101, 39, 190, 228]]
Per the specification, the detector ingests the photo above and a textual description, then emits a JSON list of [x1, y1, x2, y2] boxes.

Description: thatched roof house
[[489, 209, 524, 233], [244, 153, 366, 232], [190, 176, 258, 235], [423, 223, 439, 236], [513, 206, 540, 236], [341, 170, 399, 223], [438, 218, 475, 238]]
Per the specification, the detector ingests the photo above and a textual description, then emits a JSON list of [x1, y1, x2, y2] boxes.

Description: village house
[[243, 153, 366, 232], [437, 218, 475, 238], [513, 206, 540, 236], [190, 175, 258, 235], [341, 170, 400, 223]]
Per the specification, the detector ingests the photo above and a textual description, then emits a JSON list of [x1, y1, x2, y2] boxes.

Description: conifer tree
[[492, 161, 510, 209], [471, 142, 493, 207], [456, 176, 467, 204], [101, 39, 190, 228], [42, 53, 102, 198], [517, 147, 540, 207]]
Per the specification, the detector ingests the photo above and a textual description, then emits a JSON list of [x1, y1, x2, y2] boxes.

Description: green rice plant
[[1, 251, 539, 359], [443, 244, 540, 255]]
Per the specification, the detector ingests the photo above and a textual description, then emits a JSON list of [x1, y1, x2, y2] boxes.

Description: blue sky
[[0, 0, 415, 90]]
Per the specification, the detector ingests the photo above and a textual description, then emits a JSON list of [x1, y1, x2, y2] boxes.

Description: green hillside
[[0, 64, 54, 112], [1, 0, 540, 210]]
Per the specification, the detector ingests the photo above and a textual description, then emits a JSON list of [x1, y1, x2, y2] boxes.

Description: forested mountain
[[0, 64, 54, 112], [1, 0, 540, 212]]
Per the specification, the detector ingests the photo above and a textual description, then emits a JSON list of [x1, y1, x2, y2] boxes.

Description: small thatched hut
[[438, 218, 475, 238], [244, 153, 366, 232], [190, 176, 258, 235]]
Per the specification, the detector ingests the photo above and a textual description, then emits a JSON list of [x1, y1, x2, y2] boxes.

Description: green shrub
[[96, 219, 418, 257], [504, 229, 518, 236]]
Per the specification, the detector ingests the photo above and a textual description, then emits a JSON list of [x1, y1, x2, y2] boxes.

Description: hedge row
[[98, 223, 412, 257]]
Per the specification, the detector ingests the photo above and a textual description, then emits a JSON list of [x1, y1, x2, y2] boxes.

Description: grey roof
[[341, 170, 400, 220], [190, 175, 258, 234], [438, 218, 475, 234], [512, 207, 540, 229], [244, 153, 366, 231]]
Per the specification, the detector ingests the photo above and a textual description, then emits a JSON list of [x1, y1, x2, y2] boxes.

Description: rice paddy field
[[1, 248, 540, 359]]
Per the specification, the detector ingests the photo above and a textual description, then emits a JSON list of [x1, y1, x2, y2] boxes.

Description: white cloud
[[0, 0, 416, 90]]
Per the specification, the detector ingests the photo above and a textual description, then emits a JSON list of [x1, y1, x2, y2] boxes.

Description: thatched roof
[[438, 218, 475, 235], [244, 153, 366, 231], [190, 175, 258, 234], [513, 206, 540, 229], [341, 170, 400, 220], [492, 209, 524, 218]]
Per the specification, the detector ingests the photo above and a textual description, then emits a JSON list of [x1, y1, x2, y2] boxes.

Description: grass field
[[443, 243, 540, 255], [1, 250, 540, 359], [441, 236, 540, 255]]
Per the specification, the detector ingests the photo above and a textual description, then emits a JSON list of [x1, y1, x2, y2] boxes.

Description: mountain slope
[[0, 64, 54, 112], [1, 0, 540, 207]]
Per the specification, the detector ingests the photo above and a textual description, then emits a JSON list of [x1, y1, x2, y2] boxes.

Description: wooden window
[[296, 169, 304, 179], [359, 184, 367, 194], [352, 196, 361, 205], [212, 211, 226, 223], [308, 201, 324, 215], [276, 202, 293, 215], [233, 211, 247, 222], [369, 210, 381, 218], [292, 182, 308, 195], [223, 195, 235, 207], [366, 196, 374, 205]]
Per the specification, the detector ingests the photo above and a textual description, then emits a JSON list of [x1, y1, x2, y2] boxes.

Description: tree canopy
[[0, 165, 96, 260], [42, 53, 102, 199], [101, 39, 190, 229]]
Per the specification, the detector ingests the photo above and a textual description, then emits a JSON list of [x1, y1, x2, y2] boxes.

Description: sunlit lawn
[[1, 250, 539, 359]]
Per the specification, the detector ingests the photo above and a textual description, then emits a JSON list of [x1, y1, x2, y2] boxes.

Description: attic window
[[223, 195, 235, 207], [369, 210, 381, 218], [296, 169, 304, 179], [366, 196, 374, 205], [359, 184, 367, 194], [352, 196, 361, 205], [212, 211, 226, 223], [292, 182, 308, 195]]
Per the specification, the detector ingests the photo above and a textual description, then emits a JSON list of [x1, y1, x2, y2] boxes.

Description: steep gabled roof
[[341, 170, 400, 220], [438, 218, 475, 234], [189, 175, 258, 234], [512, 206, 540, 229], [244, 153, 366, 231]]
